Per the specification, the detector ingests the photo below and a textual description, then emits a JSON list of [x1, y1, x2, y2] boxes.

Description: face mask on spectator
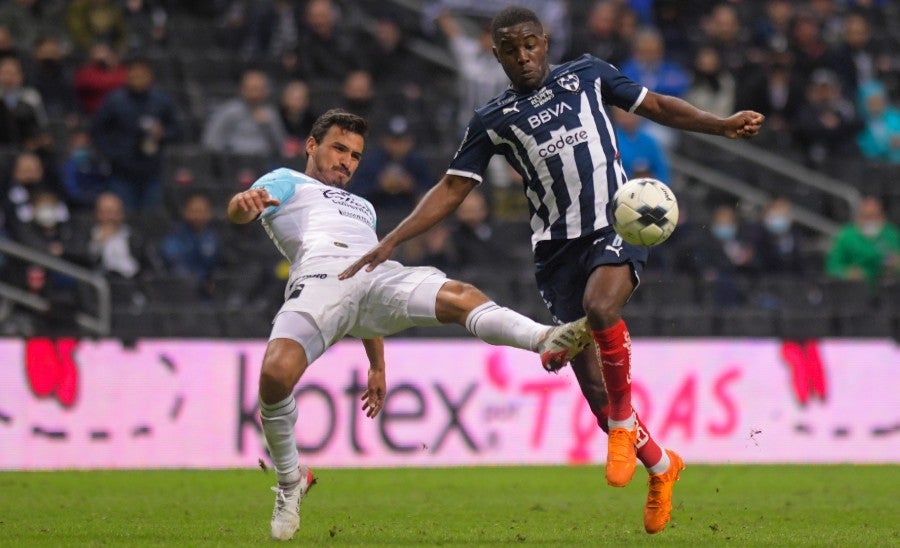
[[859, 221, 883, 238], [764, 215, 791, 235], [712, 223, 737, 241], [34, 205, 59, 228]]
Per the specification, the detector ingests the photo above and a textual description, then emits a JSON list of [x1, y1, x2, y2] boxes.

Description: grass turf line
[[0, 465, 896, 546]]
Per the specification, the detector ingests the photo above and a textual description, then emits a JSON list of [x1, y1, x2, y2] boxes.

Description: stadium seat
[[717, 308, 777, 337], [656, 308, 715, 337]]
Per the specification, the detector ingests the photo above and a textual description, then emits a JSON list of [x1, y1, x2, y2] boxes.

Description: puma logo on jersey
[[606, 245, 623, 257], [528, 102, 573, 128], [502, 101, 519, 115]]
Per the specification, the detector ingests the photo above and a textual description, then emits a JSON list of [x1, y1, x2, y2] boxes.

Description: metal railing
[[0, 238, 110, 336], [684, 133, 861, 216], [669, 154, 842, 237]]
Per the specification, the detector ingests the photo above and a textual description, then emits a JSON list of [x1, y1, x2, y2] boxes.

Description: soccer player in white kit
[[226, 109, 592, 541]]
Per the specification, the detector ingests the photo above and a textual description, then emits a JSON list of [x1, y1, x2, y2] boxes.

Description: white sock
[[260, 395, 300, 485], [647, 449, 671, 475], [465, 301, 547, 351], [608, 410, 637, 432]]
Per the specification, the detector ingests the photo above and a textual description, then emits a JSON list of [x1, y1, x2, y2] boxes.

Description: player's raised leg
[[431, 279, 591, 366], [258, 335, 317, 541]]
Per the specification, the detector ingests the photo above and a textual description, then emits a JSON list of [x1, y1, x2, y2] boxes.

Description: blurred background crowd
[[0, 0, 898, 340]]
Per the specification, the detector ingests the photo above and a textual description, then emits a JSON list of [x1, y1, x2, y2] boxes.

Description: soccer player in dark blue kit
[[342, 5, 764, 533]]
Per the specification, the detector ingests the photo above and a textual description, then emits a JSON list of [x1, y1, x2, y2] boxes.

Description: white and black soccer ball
[[611, 177, 679, 247]]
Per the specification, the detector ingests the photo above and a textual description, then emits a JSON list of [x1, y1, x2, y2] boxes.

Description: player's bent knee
[[436, 280, 490, 324], [259, 339, 308, 404], [584, 296, 624, 328]]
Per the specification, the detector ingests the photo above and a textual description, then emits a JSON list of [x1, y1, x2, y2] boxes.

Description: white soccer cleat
[[538, 317, 592, 372], [270, 466, 316, 541]]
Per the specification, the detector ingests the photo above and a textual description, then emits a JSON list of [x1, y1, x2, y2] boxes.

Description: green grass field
[[0, 465, 896, 546]]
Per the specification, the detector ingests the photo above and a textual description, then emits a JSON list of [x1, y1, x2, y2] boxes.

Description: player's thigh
[[276, 272, 362, 361], [582, 229, 648, 320], [351, 262, 448, 338]]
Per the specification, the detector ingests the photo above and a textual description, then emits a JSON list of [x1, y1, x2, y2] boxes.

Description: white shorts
[[269, 257, 448, 362]]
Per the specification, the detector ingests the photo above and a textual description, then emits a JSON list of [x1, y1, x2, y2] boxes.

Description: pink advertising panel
[[0, 337, 897, 470]]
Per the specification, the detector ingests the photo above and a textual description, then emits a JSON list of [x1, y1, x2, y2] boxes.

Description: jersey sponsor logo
[[296, 273, 327, 280], [557, 74, 580, 92], [529, 87, 554, 108], [527, 102, 573, 129], [537, 127, 590, 158], [502, 101, 519, 115]]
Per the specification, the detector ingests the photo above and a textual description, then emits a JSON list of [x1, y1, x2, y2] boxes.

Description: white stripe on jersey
[[591, 77, 628, 230], [486, 128, 547, 240]]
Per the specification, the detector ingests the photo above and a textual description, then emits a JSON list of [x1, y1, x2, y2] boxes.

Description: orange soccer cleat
[[644, 449, 685, 534], [605, 426, 637, 487]]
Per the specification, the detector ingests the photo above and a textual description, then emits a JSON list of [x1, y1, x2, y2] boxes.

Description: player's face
[[305, 126, 364, 188], [493, 22, 550, 93]]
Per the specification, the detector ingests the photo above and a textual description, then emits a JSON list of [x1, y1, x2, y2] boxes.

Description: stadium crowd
[[0, 0, 898, 339]]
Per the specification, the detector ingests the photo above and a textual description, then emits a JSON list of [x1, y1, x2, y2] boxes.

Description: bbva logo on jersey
[[557, 74, 580, 92]]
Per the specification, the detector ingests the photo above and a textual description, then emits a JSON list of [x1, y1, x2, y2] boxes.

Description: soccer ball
[[611, 178, 679, 247]]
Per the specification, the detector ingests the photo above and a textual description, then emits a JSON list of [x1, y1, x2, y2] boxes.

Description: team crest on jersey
[[529, 87, 554, 107], [557, 74, 579, 92]]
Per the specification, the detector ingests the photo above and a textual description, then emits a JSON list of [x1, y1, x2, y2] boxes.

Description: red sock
[[592, 320, 632, 421], [597, 404, 665, 468]]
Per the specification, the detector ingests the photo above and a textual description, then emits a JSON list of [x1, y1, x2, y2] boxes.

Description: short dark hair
[[309, 109, 368, 143], [490, 6, 542, 42]]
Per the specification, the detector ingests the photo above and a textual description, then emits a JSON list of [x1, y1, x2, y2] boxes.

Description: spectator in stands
[[0, 0, 48, 50], [748, 197, 807, 275], [245, 0, 301, 60], [365, 15, 426, 101], [856, 80, 900, 164], [449, 188, 513, 271], [91, 57, 181, 212], [29, 35, 77, 120], [0, 26, 19, 62], [66, 0, 126, 54], [563, 1, 630, 67], [278, 79, 315, 158], [73, 42, 127, 115], [351, 115, 432, 233], [688, 204, 758, 306], [621, 27, 690, 99], [159, 190, 221, 283], [121, 0, 168, 54], [437, 11, 509, 132], [752, 0, 794, 53], [60, 127, 112, 211], [3, 151, 66, 230], [0, 55, 46, 141], [612, 107, 670, 183], [11, 188, 75, 258], [338, 70, 377, 123], [202, 69, 286, 160], [685, 45, 736, 118], [826, 12, 893, 98], [699, 3, 754, 79], [788, 9, 828, 82], [294, 0, 359, 82], [793, 68, 862, 168], [826, 196, 899, 288], [86, 192, 141, 279], [735, 47, 805, 138]]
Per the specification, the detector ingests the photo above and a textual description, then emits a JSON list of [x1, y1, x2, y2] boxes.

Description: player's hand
[[723, 111, 765, 139], [361, 367, 386, 418], [338, 239, 397, 279], [235, 188, 280, 215]]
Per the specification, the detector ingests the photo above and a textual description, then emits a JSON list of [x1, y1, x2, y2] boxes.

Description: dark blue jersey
[[448, 54, 647, 247]]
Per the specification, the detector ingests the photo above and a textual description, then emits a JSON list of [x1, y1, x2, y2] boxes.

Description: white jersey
[[250, 168, 378, 269]]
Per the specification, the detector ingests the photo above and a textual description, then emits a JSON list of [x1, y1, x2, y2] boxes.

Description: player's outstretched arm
[[339, 173, 478, 279], [361, 337, 386, 418], [227, 188, 280, 224], [635, 92, 765, 139]]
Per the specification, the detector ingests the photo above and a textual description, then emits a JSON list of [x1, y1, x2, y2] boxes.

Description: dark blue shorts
[[533, 227, 649, 323]]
